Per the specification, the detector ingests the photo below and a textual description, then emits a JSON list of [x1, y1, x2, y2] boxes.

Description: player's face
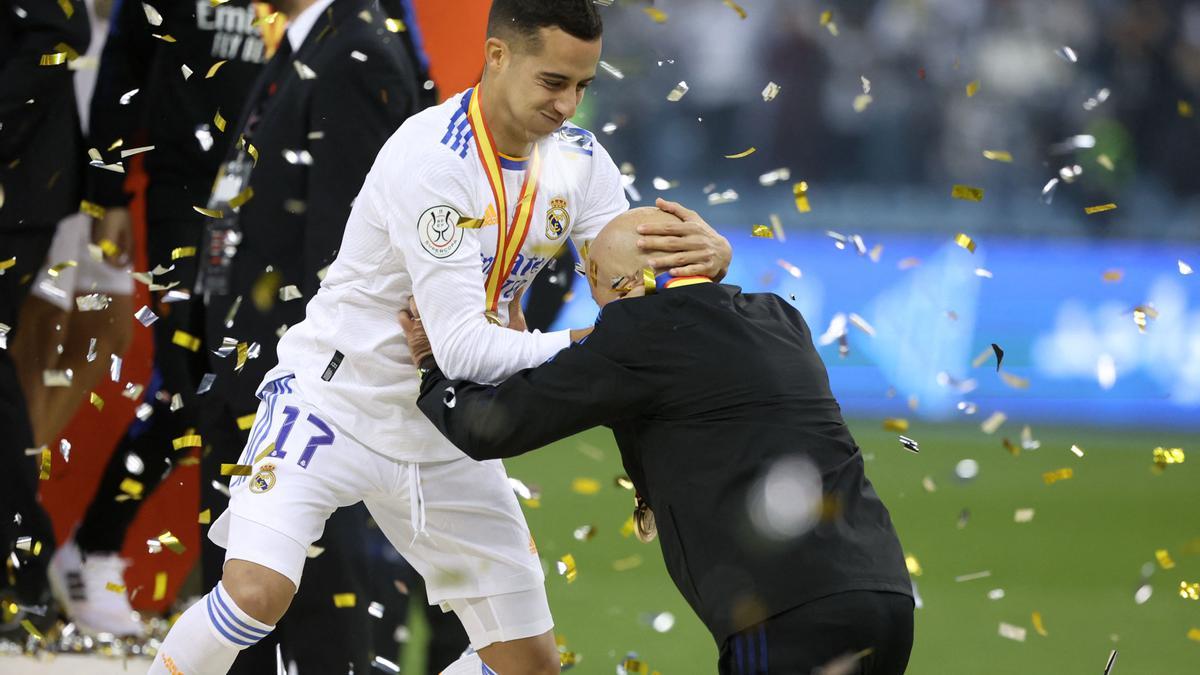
[[503, 27, 600, 138]]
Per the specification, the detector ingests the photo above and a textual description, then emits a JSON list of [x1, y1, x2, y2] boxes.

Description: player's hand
[[91, 207, 133, 266], [638, 198, 732, 280], [506, 287, 527, 332], [398, 298, 433, 367]]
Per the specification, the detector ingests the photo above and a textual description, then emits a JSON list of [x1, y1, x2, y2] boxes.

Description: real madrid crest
[[250, 463, 277, 494], [546, 197, 570, 240]]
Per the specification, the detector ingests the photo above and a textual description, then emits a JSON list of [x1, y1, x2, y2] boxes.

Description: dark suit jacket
[[203, 0, 419, 411], [0, 0, 89, 230], [417, 281, 913, 644]]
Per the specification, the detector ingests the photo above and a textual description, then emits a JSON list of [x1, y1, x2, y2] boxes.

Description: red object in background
[[38, 2, 493, 613]]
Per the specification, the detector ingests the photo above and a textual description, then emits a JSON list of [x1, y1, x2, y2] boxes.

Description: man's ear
[[483, 37, 509, 73]]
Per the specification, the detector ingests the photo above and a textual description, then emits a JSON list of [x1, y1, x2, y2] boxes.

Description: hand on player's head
[[637, 198, 732, 279]]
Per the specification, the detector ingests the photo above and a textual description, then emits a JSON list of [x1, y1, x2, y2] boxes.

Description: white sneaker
[[48, 538, 144, 637]]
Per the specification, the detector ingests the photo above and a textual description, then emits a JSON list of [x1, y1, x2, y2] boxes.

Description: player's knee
[[221, 560, 295, 625]]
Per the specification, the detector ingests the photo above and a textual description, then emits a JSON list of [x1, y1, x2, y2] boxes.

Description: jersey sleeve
[[380, 140, 573, 385], [568, 136, 629, 256]]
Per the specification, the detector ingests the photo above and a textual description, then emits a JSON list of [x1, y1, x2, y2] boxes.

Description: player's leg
[[368, 456, 560, 675]]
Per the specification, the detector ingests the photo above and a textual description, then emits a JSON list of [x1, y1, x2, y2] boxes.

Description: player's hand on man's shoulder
[[638, 198, 733, 280]]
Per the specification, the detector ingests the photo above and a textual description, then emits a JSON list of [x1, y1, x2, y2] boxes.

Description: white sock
[[439, 649, 499, 675], [148, 582, 275, 675]]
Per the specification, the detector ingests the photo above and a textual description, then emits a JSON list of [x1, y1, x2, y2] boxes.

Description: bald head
[[586, 207, 684, 307]]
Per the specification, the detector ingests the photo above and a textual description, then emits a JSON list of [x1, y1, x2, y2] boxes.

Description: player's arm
[[571, 139, 732, 281], [385, 150, 587, 384], [404, 302, 657, 459]]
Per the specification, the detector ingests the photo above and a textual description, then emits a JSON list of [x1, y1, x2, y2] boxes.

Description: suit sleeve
[[0, 0, 90, 160], [415, 302, 657, 459], [301, 46, 416, 293], [381, 141, 573, 385], [86, 0, 156, 207]]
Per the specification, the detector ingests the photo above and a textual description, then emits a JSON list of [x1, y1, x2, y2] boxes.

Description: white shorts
[[31, 212, 133, 311], [208, 375, 551, 646]]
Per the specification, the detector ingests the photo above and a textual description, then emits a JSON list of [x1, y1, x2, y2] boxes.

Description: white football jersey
[[262, 88, 628, 461]]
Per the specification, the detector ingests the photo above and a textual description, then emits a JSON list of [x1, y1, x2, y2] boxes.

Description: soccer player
[[148, 1, 731, 674], [403, 207, 915, 675]]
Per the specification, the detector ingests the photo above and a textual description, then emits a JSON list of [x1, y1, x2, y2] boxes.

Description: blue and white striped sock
[[206, 581, 274, 648]]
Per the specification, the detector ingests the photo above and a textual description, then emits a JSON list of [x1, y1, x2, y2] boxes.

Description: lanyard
[[466, 84, 544, 314]]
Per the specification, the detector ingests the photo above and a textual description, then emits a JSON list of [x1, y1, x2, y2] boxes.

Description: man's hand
[[506, 288, 527, 332], [91, 207, 133, 266], [398, 298, 432, 368], [638, 198, 732, 280]]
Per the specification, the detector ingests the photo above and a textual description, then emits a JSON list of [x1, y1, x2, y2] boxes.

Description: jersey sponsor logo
[[250, 463, 277, 493], [546, 197, 570, 240], [418, 205, 465, 259]]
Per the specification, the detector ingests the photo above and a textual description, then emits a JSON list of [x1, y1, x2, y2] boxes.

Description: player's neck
[[478, 81, 533, 158]]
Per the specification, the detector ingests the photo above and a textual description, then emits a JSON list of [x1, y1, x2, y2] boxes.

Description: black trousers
[[718, 591, 914, 675], [0, 226, 58, 603]]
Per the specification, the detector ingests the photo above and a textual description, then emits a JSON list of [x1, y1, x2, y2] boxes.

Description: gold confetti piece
[[79, 200, 106, 218], [571, 478, 600, 495], [999, 371, 1030, 389], [237, 413, 257, 430], [153, 572, 168, 600], [172, 434, 202, 450], [21, 619, 44, 641], [1181, 581, 1200, 600], [951, 185, 984, 202], [971, 346, 993, 368], [1188, 628, 1200, 642], [213, 109, 227, 132], [105, 581, 125, 593], [40, 52, 68, 66], [643, 7, 667, 23], [177, 456, 200, 466], [193, 206, 224, 218], [954, 232, 977, 254], [882, 418, 909, 432], [119, 477, 144, 499], [247, 143, 259, 165], [751, 224, 773, 239], [612, 554, 643, 572], [1156, 549, 1175, 569], [1032, 611, 1048, 636], [1102, 269, 1123, 282], [172, 330, 201, 352], [228, 186, 254, 209], [89, 392, 104, 411], [982, 150, 1012, 162], [1043, 467, 1073, 485], [1180, 101, 1194, 118], [235, 341, 249, 372], [385, 17, 406, 32], [456, 216, 485, 229], [1097, 154, 1115, 171], [221, 463, 252, 476], [204, 60, 228, 79], [252, 443, 275, 464], [724, 146, 757, 159], [1085, 203, 1117, 215], [47, 260, 78, 277], [966, 80, 981, 97], [171, 246, 196, 260], [198, 508, 212, 525], [905, 554, 923, 577], [0, 257, 15, 271], [620, 515, 636, 538], [793, 181, 812, 213], [556, 554, 577, 582], [152, 33, 176, 43], [333, 593, 357, 608], [38, 447, 52, 480], [666, 81, 689, 101], [1153, 446, 1185, 468], [722, 0, 747, 18], [157, 531, 186, 554], [981, 411, 1007, 434], [762, 81, 781, 102], [58, 0, 74, 18], [819, 10, 838, 36]]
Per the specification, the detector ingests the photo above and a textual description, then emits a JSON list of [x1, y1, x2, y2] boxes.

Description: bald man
[[401, 207, 915, 675]]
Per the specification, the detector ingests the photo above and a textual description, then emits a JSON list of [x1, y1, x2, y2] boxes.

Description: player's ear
[[483, 36, 508, 74]]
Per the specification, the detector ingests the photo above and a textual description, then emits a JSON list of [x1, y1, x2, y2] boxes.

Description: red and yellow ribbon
[[466, 84, 543, 313]]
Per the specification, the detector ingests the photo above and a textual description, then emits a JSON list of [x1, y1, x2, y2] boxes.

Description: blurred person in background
[[0, 0, 90, 632]]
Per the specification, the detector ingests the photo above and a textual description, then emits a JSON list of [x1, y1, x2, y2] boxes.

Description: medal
[[633, 494, 657, 543]]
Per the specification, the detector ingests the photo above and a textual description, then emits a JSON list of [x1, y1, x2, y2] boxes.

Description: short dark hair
[[487, 0, 603, 51]]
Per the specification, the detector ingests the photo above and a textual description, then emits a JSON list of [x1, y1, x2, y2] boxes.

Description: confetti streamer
[[722, 0, 747, 19], [1032, 612, 1048, 636], [951, 185, 984, 202], [193, 206, 224, 218], [982, 150, 1013, 162], [229, 186, 254, 209], [724, 147, 756, 159], [222, 463, 253, 476], [205, 60, 227, 78], [173, 434, 203, 450], [1085, 203, 1117, 215], [47, 260, 78, 277]]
